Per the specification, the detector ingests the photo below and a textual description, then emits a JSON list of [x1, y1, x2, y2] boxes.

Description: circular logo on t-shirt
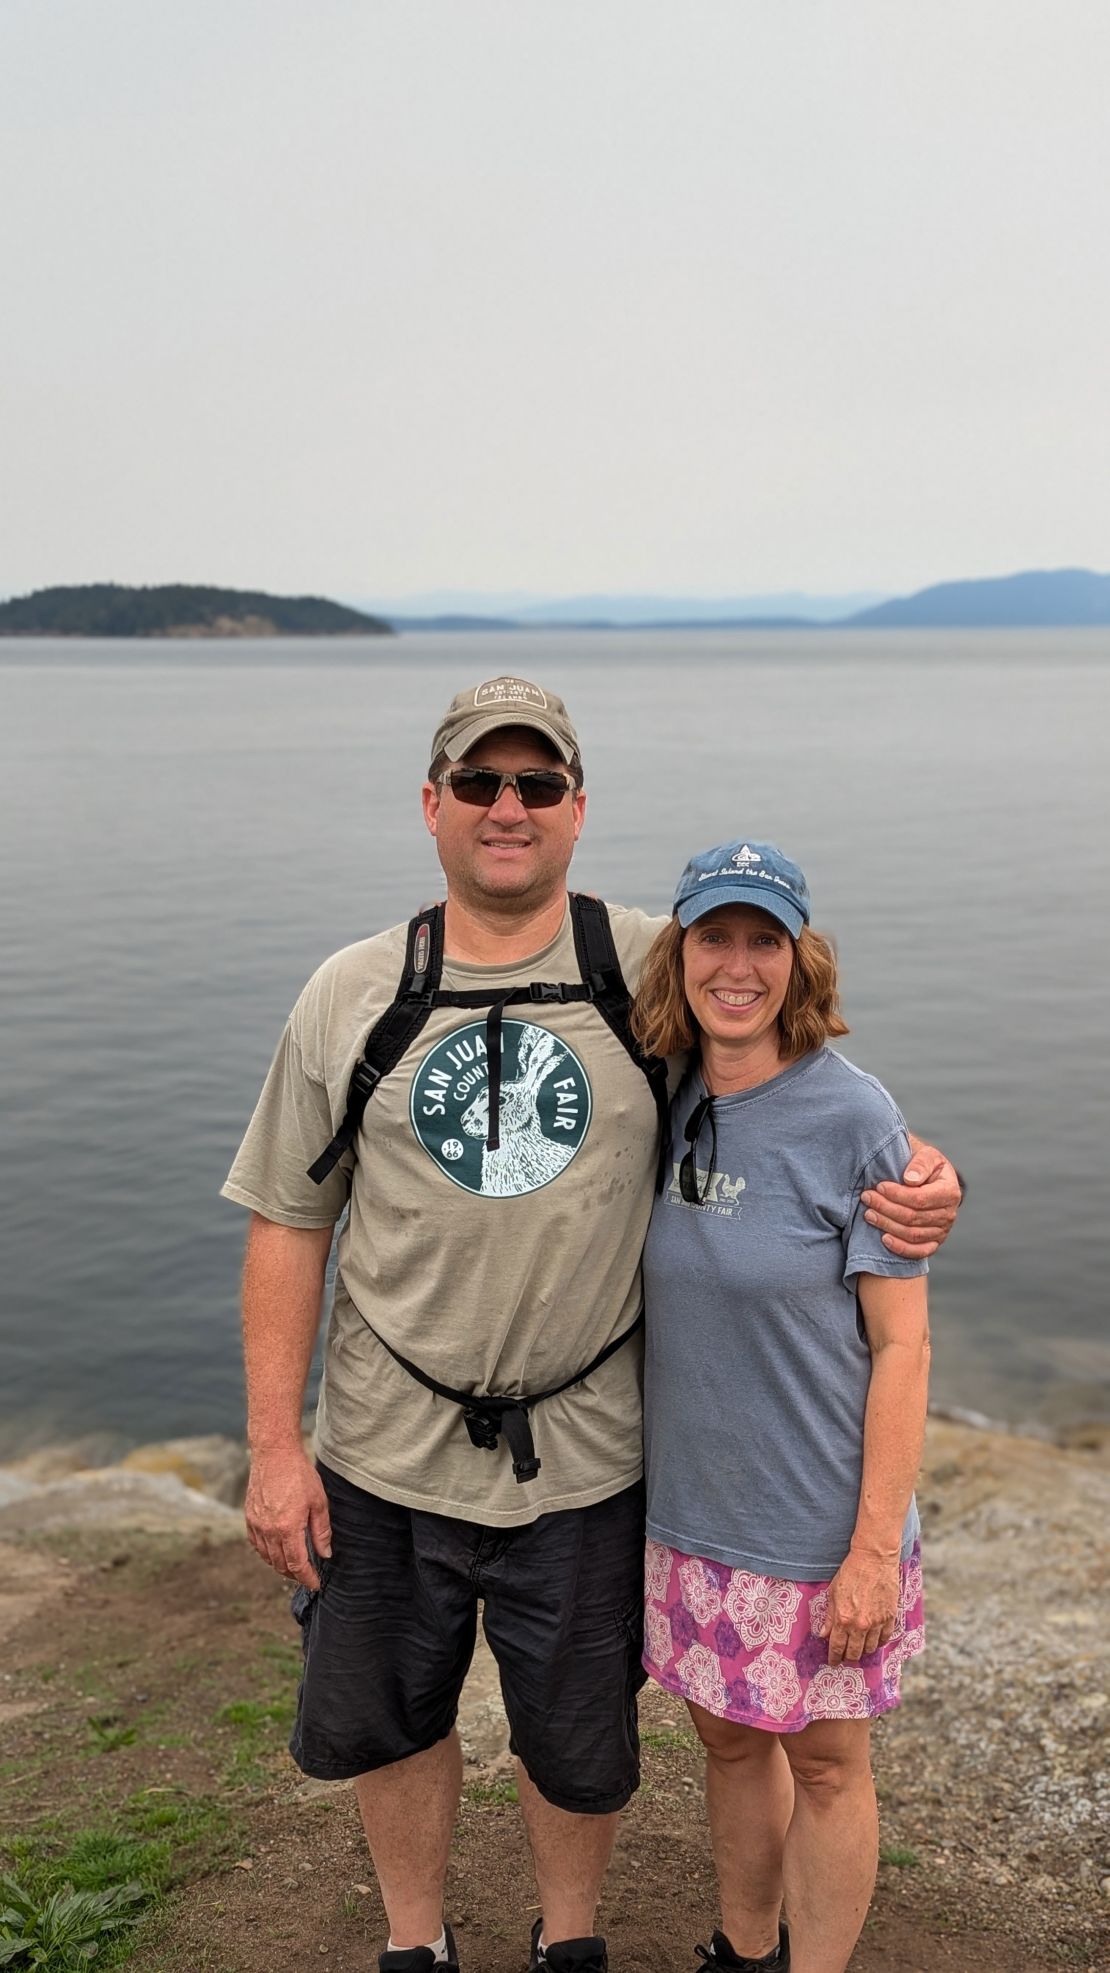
[[409, 1019, 592, 1196]]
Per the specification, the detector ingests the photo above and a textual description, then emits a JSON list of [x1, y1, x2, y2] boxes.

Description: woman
[[631, 840, 929, 1973]]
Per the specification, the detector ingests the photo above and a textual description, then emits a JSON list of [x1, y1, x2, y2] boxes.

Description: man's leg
[[780, 1719, 877, 1973], [354, 1730, 463, 1950], [686, 1703, 793, 1960], [516, 1763, 619, 1944], [291, 1469, 479, 1954], [480, 1482, 646, 1954]]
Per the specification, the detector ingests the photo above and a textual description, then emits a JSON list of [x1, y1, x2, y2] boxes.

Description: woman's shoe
[[693, 1920, 789, 1970]]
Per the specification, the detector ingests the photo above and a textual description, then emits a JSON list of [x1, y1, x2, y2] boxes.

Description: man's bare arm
[[861, 1135, 962, 1260], [242, 1212, 336, 1589]]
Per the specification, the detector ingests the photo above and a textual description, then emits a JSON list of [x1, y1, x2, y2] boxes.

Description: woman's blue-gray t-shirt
[[642, 1047, 928, 1581]]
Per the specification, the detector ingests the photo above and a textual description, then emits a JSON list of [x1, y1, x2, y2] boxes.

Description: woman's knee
[[685, 1703, 778, 1764], [782, 1720, 872, 1800]]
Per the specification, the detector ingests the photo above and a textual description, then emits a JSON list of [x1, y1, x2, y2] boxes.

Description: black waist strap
[[358, 1310, 645, 1483]]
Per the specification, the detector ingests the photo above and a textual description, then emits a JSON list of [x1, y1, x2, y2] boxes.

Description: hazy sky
[[2, 1, 1107, 600]]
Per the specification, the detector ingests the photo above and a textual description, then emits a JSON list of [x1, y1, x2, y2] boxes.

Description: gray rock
[[0, 1472, 39, 1508], [0, 1468, 242, 1537], [119, 1435, 250, 1505]]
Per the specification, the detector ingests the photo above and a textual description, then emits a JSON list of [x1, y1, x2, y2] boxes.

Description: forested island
[[0, 584, 392, 638]]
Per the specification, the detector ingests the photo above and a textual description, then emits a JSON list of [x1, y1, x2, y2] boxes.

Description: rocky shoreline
[[1, 1416, 1107, 1968]]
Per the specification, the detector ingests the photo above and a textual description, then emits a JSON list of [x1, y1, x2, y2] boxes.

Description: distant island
[[844, 568, 1110, 629], [0, 584, 392, 638], [380, 568, 1110, 632]]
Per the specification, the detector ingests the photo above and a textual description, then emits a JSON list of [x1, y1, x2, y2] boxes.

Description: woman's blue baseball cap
[[673, 839, 812, 939]]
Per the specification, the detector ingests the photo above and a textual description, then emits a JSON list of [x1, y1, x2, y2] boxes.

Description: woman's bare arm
[[818, 1273, 930, 1664]]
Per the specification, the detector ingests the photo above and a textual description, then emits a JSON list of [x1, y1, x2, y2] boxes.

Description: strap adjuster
[[349, 1061, 383, 1101], [463, 1405, 501, 1452]]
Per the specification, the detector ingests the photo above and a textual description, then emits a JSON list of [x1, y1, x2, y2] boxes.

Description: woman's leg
[[780, 1718, 877, 1973], [686, 1702, 793, 1959]]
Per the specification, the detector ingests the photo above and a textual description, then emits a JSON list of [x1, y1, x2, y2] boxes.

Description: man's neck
[[443, 889, 569, 965]]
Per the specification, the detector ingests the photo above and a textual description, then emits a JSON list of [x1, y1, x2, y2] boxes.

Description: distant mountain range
[[355, 589, 886, 626], [0, 583, 392, 638], [4, 570, 1108, 638], [367, 569, 1110, 631]]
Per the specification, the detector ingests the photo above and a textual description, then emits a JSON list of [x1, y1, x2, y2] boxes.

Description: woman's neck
[[700, 1031, 789, 1097]]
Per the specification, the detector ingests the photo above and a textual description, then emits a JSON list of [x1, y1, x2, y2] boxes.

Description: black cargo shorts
[[289, 1462, 646, 1815]]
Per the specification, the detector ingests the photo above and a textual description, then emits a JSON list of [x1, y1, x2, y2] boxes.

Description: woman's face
[[682, 904, 795, 1055]]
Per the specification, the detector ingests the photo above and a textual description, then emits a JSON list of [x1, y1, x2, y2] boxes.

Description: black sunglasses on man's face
[[437, 766, 575, 810], [678, 1094, 716, 1205]]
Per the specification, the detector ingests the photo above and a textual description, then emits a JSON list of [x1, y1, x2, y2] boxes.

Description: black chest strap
[[308, 893, 669, 1181], [570, 893, 672, 1186], [306, 903, 446, 1185], [355, 1307, 645, 1483]]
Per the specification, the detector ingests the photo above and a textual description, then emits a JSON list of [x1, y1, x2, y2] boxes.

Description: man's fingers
[[251, 1531, 287, 1578], [279, 1534, 319, 1589], [881, 1233, 940, 1258], [245, 1517, 320, 1588], [307, 1499, 333, 1561], [864, 1184, 958, 1223]]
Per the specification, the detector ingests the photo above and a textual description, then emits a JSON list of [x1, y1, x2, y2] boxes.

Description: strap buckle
[[529, 981, 570, 1003], [462, 1405, 501, 1453], [348, 1060, 383, 1101]]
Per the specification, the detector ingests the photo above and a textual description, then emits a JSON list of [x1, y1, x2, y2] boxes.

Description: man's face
[[422, 727, 586, 913]]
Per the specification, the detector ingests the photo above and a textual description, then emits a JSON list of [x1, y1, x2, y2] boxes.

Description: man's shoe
[[693, 1921, 789, 1971], [380, 1923, 460, 1972], [528, 1915, 608, 1972]]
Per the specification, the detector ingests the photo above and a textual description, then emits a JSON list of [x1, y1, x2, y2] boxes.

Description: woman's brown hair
[[630, 916, 849, 1061]]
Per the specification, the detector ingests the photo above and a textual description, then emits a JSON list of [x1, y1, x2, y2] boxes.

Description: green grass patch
[[213, 1697, 296, 1786], [879, 1843, 920, 1868], [0, 1871, 149, 1970], [0, 1831, 164, 1971], [255, 1638, 301, 1671], [0, 1790, 241, 1968], [85, 1716, 138, 1755], [462, 1779, 518, 1807], [640, 1726, 695, 1752]]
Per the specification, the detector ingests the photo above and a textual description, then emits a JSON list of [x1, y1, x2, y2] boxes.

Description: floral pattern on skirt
[[643, 1539, 924, 1732]]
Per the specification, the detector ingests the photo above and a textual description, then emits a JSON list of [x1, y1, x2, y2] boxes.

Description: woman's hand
[[817, 1549, 900, 1664]]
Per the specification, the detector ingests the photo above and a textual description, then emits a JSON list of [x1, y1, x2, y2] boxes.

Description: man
[[222, 676, 960, 1973]]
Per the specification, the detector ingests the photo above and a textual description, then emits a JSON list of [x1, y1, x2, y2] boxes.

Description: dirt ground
[[1, 1422, 1107, 1972]]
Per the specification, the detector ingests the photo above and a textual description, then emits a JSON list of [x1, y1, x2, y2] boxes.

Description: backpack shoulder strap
[[569, 894, 671, 1162], [307, 903, 445, 1184]]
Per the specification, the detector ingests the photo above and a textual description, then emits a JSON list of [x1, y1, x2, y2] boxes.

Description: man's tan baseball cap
[[429, 675, 581, 768]]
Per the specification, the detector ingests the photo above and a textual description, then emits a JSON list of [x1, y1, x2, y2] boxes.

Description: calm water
[[1, 631, 1107, 1457]]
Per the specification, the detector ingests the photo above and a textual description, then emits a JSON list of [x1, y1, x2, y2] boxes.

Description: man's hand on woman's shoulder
[[862, 1138, 963, 1259]]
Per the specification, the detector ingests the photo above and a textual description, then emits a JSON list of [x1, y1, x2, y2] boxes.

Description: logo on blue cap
[[673, 839, 811, 938]]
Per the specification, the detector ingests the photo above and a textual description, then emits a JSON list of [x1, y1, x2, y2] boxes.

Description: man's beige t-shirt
[[222, 903, 669, 1525]]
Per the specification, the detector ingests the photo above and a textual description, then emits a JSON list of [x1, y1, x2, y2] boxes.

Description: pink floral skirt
[[643, 1538, 925, 1732]]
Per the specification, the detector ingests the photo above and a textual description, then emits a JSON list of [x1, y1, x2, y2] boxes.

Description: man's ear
[[571, 789, 587, 841], [421, 781, 440, 836]]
